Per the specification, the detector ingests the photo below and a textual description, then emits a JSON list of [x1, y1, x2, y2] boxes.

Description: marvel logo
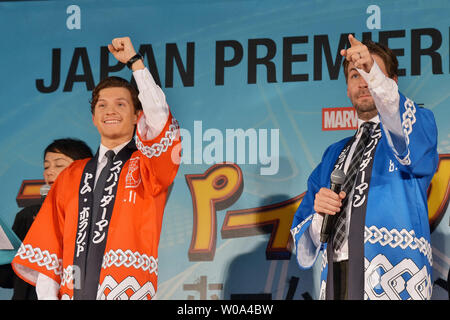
[[322, 107, 358, 131]]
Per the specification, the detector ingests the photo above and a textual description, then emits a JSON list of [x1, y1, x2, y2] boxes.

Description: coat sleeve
[[291, 154, 329, 269], [382, 92, 438, 178], [133, 66, 181, 197], [11, 173, 66, 287], [357, 61, 438, 178], [135, 111, 181, 196]]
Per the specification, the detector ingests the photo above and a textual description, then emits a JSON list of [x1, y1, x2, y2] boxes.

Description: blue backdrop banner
[[0, 0, 448, 300]]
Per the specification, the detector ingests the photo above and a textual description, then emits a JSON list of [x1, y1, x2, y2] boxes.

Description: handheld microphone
[[319, 168, 346, 243], [40, 184, 51, 198]]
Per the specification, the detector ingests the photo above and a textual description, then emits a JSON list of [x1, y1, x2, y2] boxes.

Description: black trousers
[[333, 260, 348, 300]]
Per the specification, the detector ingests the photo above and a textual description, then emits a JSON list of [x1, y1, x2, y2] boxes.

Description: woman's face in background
[[43, 152, 74, 186]]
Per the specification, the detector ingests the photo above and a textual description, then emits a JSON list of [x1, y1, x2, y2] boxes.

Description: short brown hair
[[343, 40, 398, 81], [90, 76, 142, 114]]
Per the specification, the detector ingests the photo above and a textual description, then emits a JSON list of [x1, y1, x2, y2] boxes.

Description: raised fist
[[108, 36, 137, 64]]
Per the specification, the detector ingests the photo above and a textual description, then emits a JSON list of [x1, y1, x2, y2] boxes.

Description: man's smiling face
[[92, 86, 139, 148]]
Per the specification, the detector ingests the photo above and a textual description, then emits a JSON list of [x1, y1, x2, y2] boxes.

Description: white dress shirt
[[36, 67, 169, 300], [308, 60, 404, 262]]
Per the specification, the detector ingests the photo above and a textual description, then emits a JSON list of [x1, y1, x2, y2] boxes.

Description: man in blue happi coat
[[290, 35, 438, 300]]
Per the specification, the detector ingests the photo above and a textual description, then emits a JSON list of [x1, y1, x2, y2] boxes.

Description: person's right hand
[[340, 34, 374, 73], [108, 36, 137, 64], [314, 187, 346, 216]]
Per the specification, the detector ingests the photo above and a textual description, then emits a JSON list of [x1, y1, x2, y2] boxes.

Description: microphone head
[[330, 168, 346, 185], [40, 184, 51, 197]]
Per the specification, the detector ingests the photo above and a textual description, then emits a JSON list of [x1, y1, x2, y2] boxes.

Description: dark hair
[[90, 76, 142, 114], [343, 40, 399, 81], [44, 138, 93, 161]]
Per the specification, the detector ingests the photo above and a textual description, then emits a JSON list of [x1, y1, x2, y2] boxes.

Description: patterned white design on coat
[[319, 280, 327, 300], [320, 250, 328, 273], [97, 275, 156, 300], [364, 254, 431, 300], [318, 250, 328, 300], [395, 98, 416, 165], [61, 265, 74, 287], [290, 214, 313, 248], [102, 249, 158, 275], [15, 244, 62, 277], [135, 118, 179, 159], [364, 225, 432, 265]]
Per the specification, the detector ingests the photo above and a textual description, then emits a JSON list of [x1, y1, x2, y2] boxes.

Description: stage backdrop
[[0, 0, 448, 300]]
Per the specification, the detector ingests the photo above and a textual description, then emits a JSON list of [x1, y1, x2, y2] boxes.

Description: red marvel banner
[[322, 107, 358, 131]]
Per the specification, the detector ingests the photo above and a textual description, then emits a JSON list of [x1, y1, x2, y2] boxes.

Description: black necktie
[[333, 122, 374, 250], [92, 150, 115, 217]]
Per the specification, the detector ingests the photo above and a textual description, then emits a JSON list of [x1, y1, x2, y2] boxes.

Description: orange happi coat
[[12, 113, 180, 300]]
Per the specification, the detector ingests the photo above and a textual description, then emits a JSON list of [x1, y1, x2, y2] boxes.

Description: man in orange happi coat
[[12, 36, 181, 300]]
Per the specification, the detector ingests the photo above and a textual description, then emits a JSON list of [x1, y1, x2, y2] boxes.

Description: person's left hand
[[340, 34, 374, 73]]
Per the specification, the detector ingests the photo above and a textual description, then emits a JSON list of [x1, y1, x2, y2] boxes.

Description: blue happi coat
[[290, 93, 438, 300]]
